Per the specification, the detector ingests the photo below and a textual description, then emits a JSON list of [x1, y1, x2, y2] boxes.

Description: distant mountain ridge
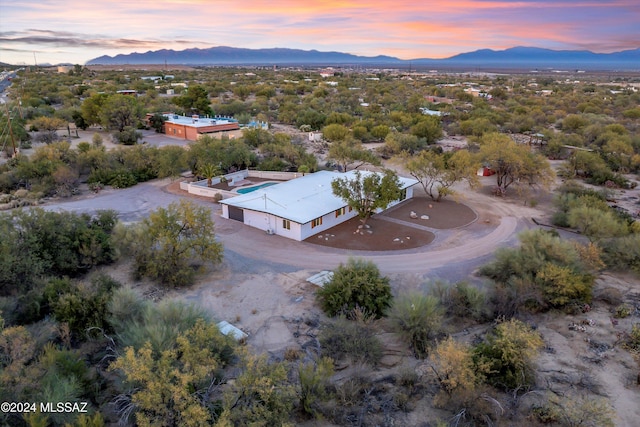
[[86, 46, 640, 69]]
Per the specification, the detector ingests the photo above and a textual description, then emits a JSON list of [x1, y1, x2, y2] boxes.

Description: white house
[[220, 170, 417, 241]]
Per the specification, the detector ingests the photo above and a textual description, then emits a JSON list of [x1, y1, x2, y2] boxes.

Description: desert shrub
[[106, 286, 147, 334], [316, 258, 392, 318], [429, 337, 481, 408], [614, 304, 632, 318], [283, 346, 301, 361], [625, 324, 640, 352], [473, 319, 543, 391], [34, 343, 99, 419], [481, 230, 598, 313], [110, 319, 235, 427], [335, 377, 367, 408], [567, 206, 629, 240], [388, 292, 443, 358], [431, 281, 490, 322], [50, 274, 121, 337], [0, 209, 118, 296], [298, 357, 334, 417], [222, 354, 296, 427], [108, 170, 138, 188], [600, 233, 640, 274], [396, 366, 419, 391], [533, 393, 615, 427], [114, 299, 212, 355], [319, 317, 382, 366], [113, 127, 141, 145]]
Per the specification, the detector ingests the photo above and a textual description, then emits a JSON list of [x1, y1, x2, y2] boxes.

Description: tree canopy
[[116, 200, 223, 287], [331, 169, 402, 226], [477, 132, 554, 195], [406, 149, 479, 201]]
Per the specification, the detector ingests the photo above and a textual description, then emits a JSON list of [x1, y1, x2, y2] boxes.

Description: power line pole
[[4, 103, 17, 157]]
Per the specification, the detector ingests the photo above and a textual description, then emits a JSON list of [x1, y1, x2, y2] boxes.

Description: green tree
[[173, 85, 212, 116], [328, 139, 380, 172], [187, 136, 253, 174], [148, 113, 166, 133], [198, 163, 221, 187], [0, 209, 118, 296], [331, 169, 402, 226], [477, 132, 554, 195], [410, 115, 442, 143], [322, 123, 350, 141], [99, 94, 144, 139], [30, 116, 67, 144], [406, 149, 478, 201], [80, 93, 108, 127], [316, 258, 392, 318], [384, 131, 422, 155], [117, 200, 223, 287], [370, 124, 390, 140], [155, 146, 188, 179]]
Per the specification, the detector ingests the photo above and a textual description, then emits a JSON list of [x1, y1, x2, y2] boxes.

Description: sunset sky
[[1, 0, 638, 65]]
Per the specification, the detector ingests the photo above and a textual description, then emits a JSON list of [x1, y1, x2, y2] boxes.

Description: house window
[[348, 206, 353, 212], [335, 207, 346, 218], [399, 188, 407, 200], [282, 219, 290, 230], [311, 217, 323, 228], [172, 128, 176, 135]]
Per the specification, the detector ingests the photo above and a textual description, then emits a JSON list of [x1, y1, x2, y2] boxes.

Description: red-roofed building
[[156, 113, 241, 141]]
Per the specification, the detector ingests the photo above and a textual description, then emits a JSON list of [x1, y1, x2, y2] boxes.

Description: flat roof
[[163, 114, 237, 129], [221, 170, 417, 224]]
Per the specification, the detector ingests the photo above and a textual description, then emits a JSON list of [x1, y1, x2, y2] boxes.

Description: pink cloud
[[1, 0, 637, 64]]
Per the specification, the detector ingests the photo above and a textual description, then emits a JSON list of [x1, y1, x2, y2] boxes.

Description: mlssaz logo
[[41, 402, 89, 413]]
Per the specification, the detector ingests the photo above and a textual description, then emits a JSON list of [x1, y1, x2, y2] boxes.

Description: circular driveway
[[42, 179, 522, 275]]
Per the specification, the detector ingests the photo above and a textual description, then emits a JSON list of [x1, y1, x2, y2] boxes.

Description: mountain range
[[86, 46, 640, 70]]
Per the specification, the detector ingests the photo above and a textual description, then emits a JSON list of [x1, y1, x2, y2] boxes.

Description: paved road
[[42, 178, 523, 276]]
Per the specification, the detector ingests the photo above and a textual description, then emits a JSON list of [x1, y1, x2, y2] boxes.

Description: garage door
[[228, 206, 244, 222]]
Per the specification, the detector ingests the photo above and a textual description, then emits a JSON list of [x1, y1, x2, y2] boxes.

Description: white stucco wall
[[299, 208, 358, 241], [220, 182, 415, 241]]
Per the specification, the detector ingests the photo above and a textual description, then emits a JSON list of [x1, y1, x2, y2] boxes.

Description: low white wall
[[247, 170, 301, 181], [180, 170, 302, 200]]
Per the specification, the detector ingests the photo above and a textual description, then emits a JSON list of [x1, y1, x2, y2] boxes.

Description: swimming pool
[[235, 182, 279, 194]]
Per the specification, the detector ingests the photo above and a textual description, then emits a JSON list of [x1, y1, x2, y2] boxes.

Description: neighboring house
[[220, 170, 418, 241], [419, 107, 443, 117], [161, 114, 241, 141]]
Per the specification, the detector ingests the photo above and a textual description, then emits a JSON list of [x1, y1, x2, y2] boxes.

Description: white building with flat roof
[[220, 170, 417, 241]]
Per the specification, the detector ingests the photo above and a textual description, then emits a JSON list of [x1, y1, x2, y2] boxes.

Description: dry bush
[[319, 317, 383, 366], [284, 346, 301, 361]]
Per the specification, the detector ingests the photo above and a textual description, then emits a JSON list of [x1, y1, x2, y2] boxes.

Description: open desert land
[[42, 153, 640, 426]]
